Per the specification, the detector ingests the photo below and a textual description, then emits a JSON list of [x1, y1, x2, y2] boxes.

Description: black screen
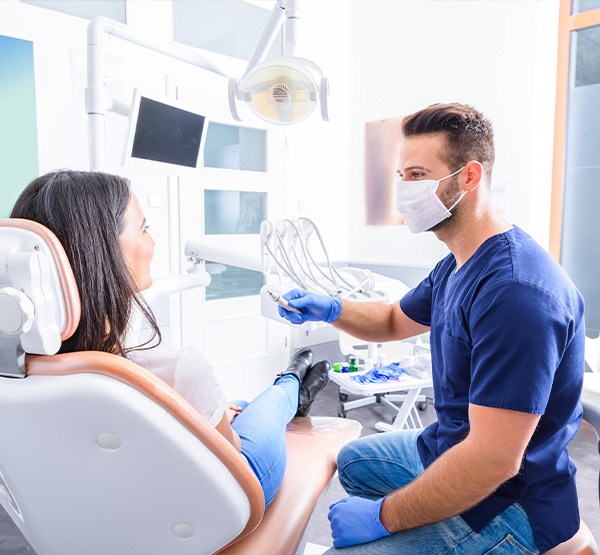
[[131, 97, 206, 168]]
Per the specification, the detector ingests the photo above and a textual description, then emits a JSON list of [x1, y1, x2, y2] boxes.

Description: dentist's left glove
[[328, 496, 392, 549]]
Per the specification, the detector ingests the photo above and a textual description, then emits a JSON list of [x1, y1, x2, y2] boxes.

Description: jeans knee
[[337, 439, 371, 492], [337, 439, 363, 470]]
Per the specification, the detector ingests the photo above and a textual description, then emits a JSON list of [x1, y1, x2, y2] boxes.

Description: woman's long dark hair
[[11, 170, 161, 356]]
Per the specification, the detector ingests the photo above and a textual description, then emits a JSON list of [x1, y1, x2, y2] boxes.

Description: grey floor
[[1, 344, 598, 553]]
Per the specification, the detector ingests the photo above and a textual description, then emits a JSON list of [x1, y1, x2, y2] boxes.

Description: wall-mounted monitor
[[122, 89, 208, 176]]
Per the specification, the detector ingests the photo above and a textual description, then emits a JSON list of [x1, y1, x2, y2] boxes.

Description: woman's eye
[[143, 225, 150, 233]]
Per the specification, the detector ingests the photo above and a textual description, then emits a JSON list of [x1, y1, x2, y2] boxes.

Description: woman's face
[[119, 194, 155, 291]]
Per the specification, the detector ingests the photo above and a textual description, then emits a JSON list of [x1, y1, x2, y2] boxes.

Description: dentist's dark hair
[[402, 103, 495, 182], [10, 170, 161, 356]]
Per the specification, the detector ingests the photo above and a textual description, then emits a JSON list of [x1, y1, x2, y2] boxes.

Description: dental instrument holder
[[259, 218, 409, 338]]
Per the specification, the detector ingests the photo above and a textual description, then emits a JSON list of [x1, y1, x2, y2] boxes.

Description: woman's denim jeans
[[231, 374, 298, 508]]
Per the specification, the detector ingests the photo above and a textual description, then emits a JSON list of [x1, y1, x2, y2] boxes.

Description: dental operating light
[[228, 0, 330, 124]]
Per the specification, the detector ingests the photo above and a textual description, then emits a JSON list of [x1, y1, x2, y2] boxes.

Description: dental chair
[[0, 219, 361, 555]]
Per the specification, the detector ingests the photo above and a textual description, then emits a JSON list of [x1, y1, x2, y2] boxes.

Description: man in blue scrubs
[[278, 103, 584, 553]]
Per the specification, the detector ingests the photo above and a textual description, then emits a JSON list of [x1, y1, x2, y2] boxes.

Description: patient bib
[[128, 346, 226, 426]]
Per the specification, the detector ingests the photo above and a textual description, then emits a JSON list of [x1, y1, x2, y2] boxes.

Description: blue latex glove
[[351, 363, 406, 384], [277, 288, 342, 324], [328, 496, 392, 548]]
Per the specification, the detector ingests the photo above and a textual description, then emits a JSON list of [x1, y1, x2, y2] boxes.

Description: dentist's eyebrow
[[140, 218, 147, 230], [402, 165, 432, 172]]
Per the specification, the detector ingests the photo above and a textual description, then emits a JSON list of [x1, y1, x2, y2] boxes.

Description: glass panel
[[22, 0, 126, 22], [0, 35, 38, 218], [574, 25, 600, 86], [173, 0, 282, 60], [205, 261, 264, 300], [572, 0, 600, 14], [560, 25, 600, 336], [204, 123, 267, 172], [204, 190, 267, 235]]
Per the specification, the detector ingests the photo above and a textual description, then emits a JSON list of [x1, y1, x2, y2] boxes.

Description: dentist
[[279, 103, 584, 554]]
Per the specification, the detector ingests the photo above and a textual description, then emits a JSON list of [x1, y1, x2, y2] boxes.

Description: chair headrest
[[0, 219, 80, 375]]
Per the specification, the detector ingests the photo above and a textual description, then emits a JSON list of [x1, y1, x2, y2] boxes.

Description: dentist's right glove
[[328, 496, 392, 548], [278, 288, 342, 324]]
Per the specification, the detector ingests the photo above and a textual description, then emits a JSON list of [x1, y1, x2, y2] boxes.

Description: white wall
[[347, 0, 560, 267]]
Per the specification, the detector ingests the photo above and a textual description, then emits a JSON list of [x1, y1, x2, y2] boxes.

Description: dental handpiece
[[267, 290, 303, 315]]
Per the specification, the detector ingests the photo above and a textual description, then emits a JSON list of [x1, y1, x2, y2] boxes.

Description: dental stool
[[0, 219, 361, 555], [543, 370, 599, 555]]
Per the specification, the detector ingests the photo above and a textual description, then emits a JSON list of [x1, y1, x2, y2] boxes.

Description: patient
[[11, 169, 330, 508]]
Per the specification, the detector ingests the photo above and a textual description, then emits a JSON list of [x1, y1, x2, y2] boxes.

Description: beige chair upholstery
[[544, 520, 598, 555], [219, 417, 362, 555]]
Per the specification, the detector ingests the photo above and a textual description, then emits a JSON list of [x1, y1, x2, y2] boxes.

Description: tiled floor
[[1, 357, 598, 553]]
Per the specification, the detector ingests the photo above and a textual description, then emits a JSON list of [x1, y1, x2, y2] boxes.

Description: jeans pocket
[[483, 534, 539, 555]]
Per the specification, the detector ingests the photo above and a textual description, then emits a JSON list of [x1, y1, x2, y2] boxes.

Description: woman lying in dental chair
[[10, 169, 330, 509]]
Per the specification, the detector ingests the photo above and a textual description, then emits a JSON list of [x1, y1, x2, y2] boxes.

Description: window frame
[[550, 2, 600, 258]]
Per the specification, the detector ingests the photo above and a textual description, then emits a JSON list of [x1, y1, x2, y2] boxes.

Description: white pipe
[[143, 273, 211, 305], [86, 16, 234, 171], [86, 18, 109, 170], [284, 0, 301, 57], [185, 239, 262, 273]]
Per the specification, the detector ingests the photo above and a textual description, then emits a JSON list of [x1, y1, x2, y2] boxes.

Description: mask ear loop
[[446, 164, 480, 211]]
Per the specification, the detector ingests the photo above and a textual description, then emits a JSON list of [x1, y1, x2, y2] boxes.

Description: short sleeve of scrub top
[[399, 258, 448, 327], [467, 279, 575, 414]]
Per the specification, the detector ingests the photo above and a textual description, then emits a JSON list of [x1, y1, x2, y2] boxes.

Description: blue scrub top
[[400, 227, 584, 553]]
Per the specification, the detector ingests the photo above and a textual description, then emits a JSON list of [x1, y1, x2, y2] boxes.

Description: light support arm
[[283, 0, 302, 57], [242, 0, 287, 80], [86, 16, 234, 170], [240, 0, 303, 80]]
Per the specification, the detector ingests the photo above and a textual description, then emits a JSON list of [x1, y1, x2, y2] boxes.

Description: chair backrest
[[0, 219, 80, 376], [0, 219, 264, 555]]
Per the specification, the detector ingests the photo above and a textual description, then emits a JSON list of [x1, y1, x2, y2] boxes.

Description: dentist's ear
[[463, 160, 484, 192]]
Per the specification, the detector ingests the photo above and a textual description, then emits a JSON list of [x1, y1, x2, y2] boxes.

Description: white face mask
[[396, 166, 466, 233]]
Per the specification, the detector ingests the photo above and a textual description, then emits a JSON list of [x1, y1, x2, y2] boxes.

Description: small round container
[[332, 362, 348, 373]]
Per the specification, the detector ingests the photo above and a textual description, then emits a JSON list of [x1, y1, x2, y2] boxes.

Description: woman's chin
[[138, 276, 153, 292]]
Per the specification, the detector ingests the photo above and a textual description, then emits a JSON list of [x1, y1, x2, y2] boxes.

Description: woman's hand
[[225, 403, 243, 423]]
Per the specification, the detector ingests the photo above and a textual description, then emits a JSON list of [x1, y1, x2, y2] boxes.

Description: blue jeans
[[231, 375, 298, 509], [325, 430, 539, 554]]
